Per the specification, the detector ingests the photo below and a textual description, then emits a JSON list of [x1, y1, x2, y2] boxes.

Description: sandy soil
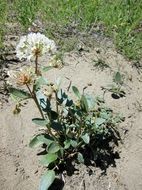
[[0, 31, 142, 190]]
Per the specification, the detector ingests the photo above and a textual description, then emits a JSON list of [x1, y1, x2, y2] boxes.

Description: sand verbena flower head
[[7, 66, 35, 86], [16, 32, 56, 61]]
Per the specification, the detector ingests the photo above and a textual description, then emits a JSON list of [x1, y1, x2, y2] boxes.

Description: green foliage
[[93, 59, 110, 71], [36, 0, 142, 59], [9, 73, 123, 188], [13, 0, 43, 29], [94, 0, 142, 60], [1, 0, 142, 59], [39, 170, 55, 190], [72, 86, 81, 99], [0, 1, 8, 47], [32, 118, 49, 127], [9, 87, 31, 100], [28, 82, 122, 188], [77, 152, 84, 163], [113, 71, 123, 85], [102, 71, 126, 99], [29, 134, 53, 148], [6, 10, 128, 187], [40, 153, 58, 167]]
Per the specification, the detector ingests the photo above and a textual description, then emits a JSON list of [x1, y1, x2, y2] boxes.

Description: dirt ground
[[0, 28, 142, 190]]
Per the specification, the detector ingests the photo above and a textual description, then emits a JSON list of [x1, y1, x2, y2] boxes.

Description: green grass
[[13, 0, 43, 29], [95, 0, 142, 60], [0, 0, 142, 60], [0, 1, 8, 48]]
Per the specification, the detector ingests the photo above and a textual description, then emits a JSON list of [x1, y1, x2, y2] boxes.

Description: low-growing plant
[[93, 58, 110, 71], [8, 33, 123, 190], [132, 60, 142, 74], [102, 71, 126, 99]]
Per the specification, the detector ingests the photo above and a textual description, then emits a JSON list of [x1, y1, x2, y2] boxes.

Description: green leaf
[[50, 111, 58, 120], [29, 135, 43, 148], [52, 122, 63, 131], [40, 153, 58, 166], [95, 118, 106, 126], [100, 112, 111, 120], [114, 72, 122, 84], [72, 86, 81, 99], [36, 91, 47, 110], [70, 140, 78, 148], [34, 77, 48, 90], [77, 152, 84, 163], [57, 89, 62, 99], [10, 94, 21, 102], [55, 77, 62, 90], [81, 95, 89, 112], [85, 94, 96, 110], [42, 66, 53, 72], [81, 133, 90, 144], [32, 118, 49, 126], [29, 135, 53, 148], [69, 124, 78, 128], [59, 148, 64, 157], [9, 87, 31, 100], [39, 170, 55, 190], [64, 139, 71, 149], [48, 142, 60, 154]]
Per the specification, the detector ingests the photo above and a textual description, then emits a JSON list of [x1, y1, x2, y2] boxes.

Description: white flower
[[16, 32, 56, 61]]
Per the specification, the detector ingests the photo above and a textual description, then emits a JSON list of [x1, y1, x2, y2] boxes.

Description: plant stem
[[26, 83, 44, 118], [26, 84, 58, 140], [33, 91, 45, 119], [35, 55, 38, 75], [54, 91, 59, 122], [77, 117, 83, 142], [26, 83, 33, 96]]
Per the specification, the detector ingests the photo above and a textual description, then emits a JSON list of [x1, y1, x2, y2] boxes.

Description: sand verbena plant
[[8, 32, 122, 190]]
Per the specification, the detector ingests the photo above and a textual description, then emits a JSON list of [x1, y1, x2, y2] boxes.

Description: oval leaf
[[64, 139, 71, 149], [114, 72, 122, 84], [85, 94, 96, 110], [9, 87, 31, 99], [77, 152, 84, 163], [81, 95, 89, 112], [72, 86, 81, 99], [40, 153, 58, 166], [95, 118, 106, 126], [48, 142, 60, 154], [52, 122, 63, 131], [39, 170, 55, 190], [34, 77, 48, 90], [81, 133, 90, 144], [32, 118, 49, 126], [29, 135, 53, 148], [70, 140, 78, 148], [42, 66, 53, 72]]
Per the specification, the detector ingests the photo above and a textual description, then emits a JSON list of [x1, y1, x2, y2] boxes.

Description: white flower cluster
[[16, 33, 56, 61]]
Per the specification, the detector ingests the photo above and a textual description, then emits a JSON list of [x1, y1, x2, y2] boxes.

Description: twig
[[79, 179, 85, 190], [65, 77, 72, 92]]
